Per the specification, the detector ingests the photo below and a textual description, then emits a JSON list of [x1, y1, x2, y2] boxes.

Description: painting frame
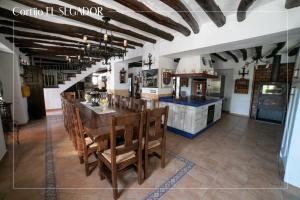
[[142, 69, 158, 88]]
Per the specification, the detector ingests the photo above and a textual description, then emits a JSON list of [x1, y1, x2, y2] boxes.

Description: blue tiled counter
[[159, 96, 222, 139]]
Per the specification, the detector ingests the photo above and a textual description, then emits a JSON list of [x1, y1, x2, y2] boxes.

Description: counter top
[[159, 96, 222, 107]]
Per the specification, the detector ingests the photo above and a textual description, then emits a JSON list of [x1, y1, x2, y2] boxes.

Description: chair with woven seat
[[98, 112, 145, 200], [73, 105, 99, 176], [119, 96, 131, 109], [112, 95, 121, 107], [144, 106, 169, 179], [131, 98, 146, 113]]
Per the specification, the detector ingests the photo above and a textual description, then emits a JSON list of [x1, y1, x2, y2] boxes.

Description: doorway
[[215, 69, 233, 112]]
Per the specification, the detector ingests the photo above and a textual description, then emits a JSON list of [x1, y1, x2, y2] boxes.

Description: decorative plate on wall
[[161, 68, 175, 88]]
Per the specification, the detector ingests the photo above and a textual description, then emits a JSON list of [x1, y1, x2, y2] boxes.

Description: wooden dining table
[[76, 100, 135, 150]]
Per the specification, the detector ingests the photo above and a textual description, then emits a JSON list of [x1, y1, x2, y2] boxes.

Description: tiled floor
[[0, 112, 300, 200]]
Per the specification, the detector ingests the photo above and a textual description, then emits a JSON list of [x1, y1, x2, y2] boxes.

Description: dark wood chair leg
[[98, 159, 105, 180], [138, 151, 143, 185], [112, 169, 118, 200], [79, 155, 84, 164], [161, 146, 166, 168], [84, 155, 89, 176], [144, 152, 149, 179]]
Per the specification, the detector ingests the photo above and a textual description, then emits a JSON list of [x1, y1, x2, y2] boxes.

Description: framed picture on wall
[[142, 69, 158, 88], [161, 68, 175, 88]]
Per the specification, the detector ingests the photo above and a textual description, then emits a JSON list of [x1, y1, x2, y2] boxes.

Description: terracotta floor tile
[[1, 113, 300, 200]]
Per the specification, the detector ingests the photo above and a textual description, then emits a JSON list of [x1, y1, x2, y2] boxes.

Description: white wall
[[281, 50, 300, 188], [214, 59, 254, 116], [0, 36, 29, 124], [0, 116, 6, 161]]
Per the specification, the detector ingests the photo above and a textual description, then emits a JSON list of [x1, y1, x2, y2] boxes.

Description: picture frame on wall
[[142, 69, 158, 88], [161, 68, 175, 88]]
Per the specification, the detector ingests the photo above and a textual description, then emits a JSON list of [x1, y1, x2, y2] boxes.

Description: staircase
[[43, 61, 103, 110], [57, 61, 102, 93]]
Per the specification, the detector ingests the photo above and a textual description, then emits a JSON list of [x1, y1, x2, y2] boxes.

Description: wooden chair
[[61, 96, 70, 133], [98, 112, 145, 200], [63, 91, 76, 101], [131, 98, 146, 112], [74, 105, 99, 176], [112, 95, 120, 107], [107, 93, 113, 105], [65, 101, 79, 150], [144, 106, 169, 179], [120, 96, 131, 109], [77, 90, 85, 101]]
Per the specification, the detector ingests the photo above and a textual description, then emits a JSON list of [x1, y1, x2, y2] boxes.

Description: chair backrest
[[64, 100, 80, 149], [131, 98, 146, 112], [107, 93, 113, 105], [145, 106, 169, 142], [77, 90, 85, 100], [109, 112, 145, 164], [112, 95, 120, 107], [120, 96, 131, 109], [63, 92, 76, 101]]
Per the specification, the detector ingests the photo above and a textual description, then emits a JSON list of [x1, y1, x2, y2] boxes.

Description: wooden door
[[23, 66, 46, 119]]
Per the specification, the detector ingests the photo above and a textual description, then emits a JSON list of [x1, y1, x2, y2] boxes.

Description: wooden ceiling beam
[[60, 0, 174, 41], [6, 37, 83, 48], [289, 46, 299, 56], [237, 0, 256, 22], [4, 35, 135, 49], [0, 7, 143, 47], [0, 25, 135, 49], [266, 42, 286, 58], [239, 49, 248, 60], [113, 0, 191, 36], [12, 0, 156, 43], [159, 0, 199, 34], [225, 51, 239, 63], [5, 36, 124, 52], [253, 46, 263, 60], [285, 0, 300, 9], [211, 53, 228, 62], [194, 0, 226, 27]]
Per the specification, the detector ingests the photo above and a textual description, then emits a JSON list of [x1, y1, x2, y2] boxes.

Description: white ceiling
[[0, 0, 299, 59]]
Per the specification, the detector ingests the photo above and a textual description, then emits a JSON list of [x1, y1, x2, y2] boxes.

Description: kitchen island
[[160, 96, 222, 138]]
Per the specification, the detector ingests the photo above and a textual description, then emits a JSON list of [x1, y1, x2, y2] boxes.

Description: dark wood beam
[[113, 0, 190, 36], [239, 49, 247, 60], [0, 24, 135, 49], [194, 0, 226, 27], [211, 53, 228, 62], [225, 51, 239, 63], [266, 42, 286, 58], [0, 7, 143, 47], [7, 38, 123, 54], [60, 0, 174, 41], [6, 37, 83, 48], [12, 0, 156, 43], [253, 46, 263, 60], [289, 46, 299, 56], [237, 0, 256, 22], [159, 0, 199, 34], [285, 0, 300, 9]]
